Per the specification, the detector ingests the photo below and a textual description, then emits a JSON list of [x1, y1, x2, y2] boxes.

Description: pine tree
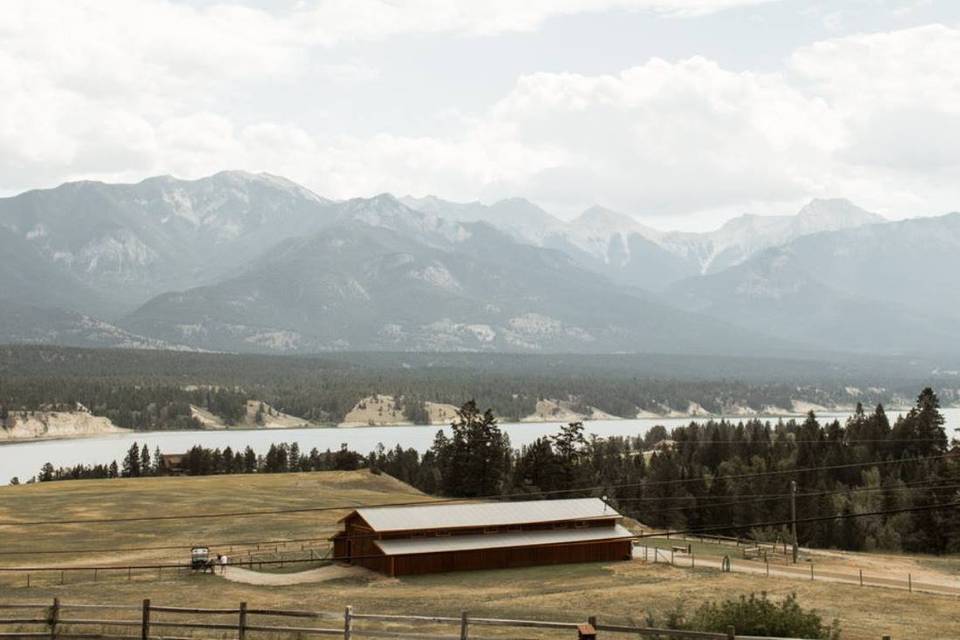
[[289, 443, 301, 471], [243, 446, 258, 473], [122, 443, 141, 477], [39, 462, 55, 482], [913, 388, 948, 455], [140, 444, 151, 476]]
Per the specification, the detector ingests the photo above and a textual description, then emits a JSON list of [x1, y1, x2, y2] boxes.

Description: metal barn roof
[[374, 523, 633, 556], [348, 497, 619, 532]]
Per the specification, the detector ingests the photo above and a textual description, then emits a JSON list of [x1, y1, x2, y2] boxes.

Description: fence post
[[141, 598, 151, 640], [60, 570, 64, 585], [908, 574, 912, 593], [810, 564, 814, 581], [238, 602, 247, 640], [26, 573, 30, 588], [670, 548, 675, 565], [859, 569, 863, 586], [726, 625, 735, 640], [459, 610, 469, 640], [344, 606, 352, 640], [48, 597, 60, 640], [691, 551, 695, 569]]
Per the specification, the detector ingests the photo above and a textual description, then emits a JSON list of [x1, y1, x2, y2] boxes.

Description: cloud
[[2, 1, 960, 225], [295, 0, 780, 42]]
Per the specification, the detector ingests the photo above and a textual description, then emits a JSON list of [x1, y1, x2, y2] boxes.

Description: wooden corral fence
[[0, 554, 330, 589], [0, 599, 896, 640], [654, 532, 792, 564], [633, 543, 960, 598]]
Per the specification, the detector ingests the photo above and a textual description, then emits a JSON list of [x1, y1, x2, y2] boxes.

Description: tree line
[[23, 388, 959, 554], [0, 371, 936, 429]]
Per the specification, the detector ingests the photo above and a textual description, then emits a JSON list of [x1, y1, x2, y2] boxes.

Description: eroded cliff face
[[0, 408, 127, 440]]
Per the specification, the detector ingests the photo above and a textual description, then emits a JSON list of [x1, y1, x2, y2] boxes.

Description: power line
[[2, 452, 954, 528], [6, 482, 959, 557], [642, 438, 948, 444], [3, 501, 958, 573], [282, 499, 960, 553], [615, 483, 960, 516], [611, 478, 960, 503]]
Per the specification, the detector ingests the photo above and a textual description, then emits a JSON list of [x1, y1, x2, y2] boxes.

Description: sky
[[2, 0, 960, 231]]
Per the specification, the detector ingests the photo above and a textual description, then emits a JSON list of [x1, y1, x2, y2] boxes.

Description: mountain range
[[1, 171, 958, 358]]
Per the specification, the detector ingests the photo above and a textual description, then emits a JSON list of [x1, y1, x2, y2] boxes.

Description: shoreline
[[0, 406, 923, 447]]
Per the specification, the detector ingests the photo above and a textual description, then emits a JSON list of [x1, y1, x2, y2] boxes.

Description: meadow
[[1, 471, 958, 639]]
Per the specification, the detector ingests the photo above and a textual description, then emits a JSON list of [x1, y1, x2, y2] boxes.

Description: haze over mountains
[[1, 171, 958, 357]]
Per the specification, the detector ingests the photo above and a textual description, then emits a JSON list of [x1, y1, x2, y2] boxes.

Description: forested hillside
[[2, 346, 956, 428]]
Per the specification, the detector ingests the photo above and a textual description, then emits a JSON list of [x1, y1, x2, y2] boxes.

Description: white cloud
[[295, 0, 779, 42], [1, 1, 960, 225]]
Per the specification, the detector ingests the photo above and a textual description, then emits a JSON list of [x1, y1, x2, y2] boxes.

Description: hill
[[1, 471, 957, 640]]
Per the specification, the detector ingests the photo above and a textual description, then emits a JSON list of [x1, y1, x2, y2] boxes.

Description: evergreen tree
[[38, 462, 55, 482], [140, 444, 151, 476], [243, 446, 258, 473], [122, 443, 142, 477]]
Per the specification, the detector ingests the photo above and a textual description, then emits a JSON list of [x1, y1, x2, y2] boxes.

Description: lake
[[2, 408, 958, 485]]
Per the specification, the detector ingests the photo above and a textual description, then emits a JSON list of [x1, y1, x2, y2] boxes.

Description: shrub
[[687, 592, 839, 639]]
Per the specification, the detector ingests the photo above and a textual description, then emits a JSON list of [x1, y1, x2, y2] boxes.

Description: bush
[[687, 593, 839, 639]]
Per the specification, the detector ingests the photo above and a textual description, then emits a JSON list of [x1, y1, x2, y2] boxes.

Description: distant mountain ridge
[[402, 195, 885, 290], [0, 171, 337, 313], [1, 172, 957, 358], [124, 195, 783, 354]]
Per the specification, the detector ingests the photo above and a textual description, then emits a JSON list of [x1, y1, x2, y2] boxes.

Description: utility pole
[[790, 480, 798, 564]]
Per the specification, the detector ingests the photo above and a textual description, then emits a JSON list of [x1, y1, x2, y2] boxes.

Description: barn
[[330, 497, 633, 577]]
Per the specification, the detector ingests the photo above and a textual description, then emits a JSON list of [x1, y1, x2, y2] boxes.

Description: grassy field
[[1, 472, 959, 639], [0, 470, 431, 568]]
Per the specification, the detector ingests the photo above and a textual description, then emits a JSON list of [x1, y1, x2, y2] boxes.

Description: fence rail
[[633, 543, 960, 598], [0, 554, 330, 589], [0, 598, 899, 640]]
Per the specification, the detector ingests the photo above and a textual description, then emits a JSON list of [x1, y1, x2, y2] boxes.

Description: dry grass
[[0, 470, 429, 569], [1, 472, 959, 639]]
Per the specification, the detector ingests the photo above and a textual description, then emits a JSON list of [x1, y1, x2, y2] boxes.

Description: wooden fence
[[633, 543, 960, 598], [0, 553, 330, 589], [0, 598, 895, 640]]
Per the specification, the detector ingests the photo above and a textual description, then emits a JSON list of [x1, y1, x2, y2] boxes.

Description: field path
[[222, 564, 371, 586]]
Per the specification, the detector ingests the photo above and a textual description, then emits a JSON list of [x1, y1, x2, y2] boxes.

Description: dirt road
[[222, 564, 373, 586]]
